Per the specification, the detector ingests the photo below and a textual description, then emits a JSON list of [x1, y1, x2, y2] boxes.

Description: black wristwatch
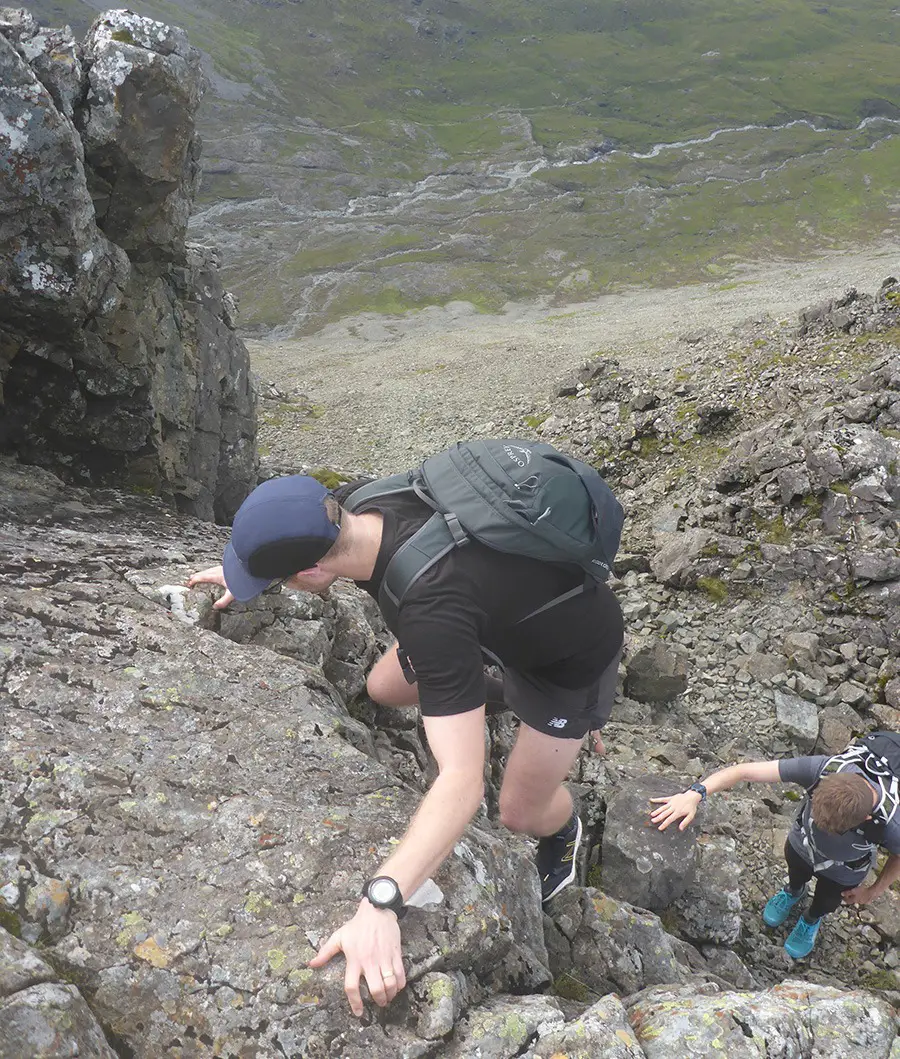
[[362, 876, 407, 919], [688, 782, 708, 802]]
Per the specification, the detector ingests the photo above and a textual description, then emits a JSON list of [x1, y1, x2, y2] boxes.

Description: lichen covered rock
[[0, 9, 256, 519]]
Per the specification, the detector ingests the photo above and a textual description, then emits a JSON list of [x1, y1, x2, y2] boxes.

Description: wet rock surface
[[0, 8, 256, 519]]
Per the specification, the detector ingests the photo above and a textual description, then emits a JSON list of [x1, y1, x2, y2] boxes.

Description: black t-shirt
[[348, 490, 624, 717]]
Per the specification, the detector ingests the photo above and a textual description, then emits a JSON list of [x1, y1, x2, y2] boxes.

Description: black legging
[[783, 839, 849, 919]]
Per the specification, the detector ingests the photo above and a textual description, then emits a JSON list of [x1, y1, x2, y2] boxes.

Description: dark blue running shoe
[[537, 813, 582, 903]]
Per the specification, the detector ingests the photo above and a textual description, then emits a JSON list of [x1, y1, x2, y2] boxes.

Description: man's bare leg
[[366, 640, 419, 707], [497, 723, 583, 837]]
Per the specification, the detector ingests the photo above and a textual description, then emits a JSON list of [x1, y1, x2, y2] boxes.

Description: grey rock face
[[0, 459, 550, 1058], [627, 980, 898, 1059], [624, 639, 689, 703], [650, 527, 713, 587], [529, 994, 645, 1058], [544, 887, 693, 999], [443, 994, 565, 1058], [1, 447, 899, 1049], [0, 928, 118, 1059], [601, 778, 697, 912], [774, 689, 820, 750], [81, 11, 203, 261], [672, 834, 743, 946], [0, 9, 256, 520], [0, 30, 128, 329]]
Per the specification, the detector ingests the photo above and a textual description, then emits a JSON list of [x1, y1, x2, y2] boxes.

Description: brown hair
[[811, 773, 874, 834], [322, 496, 349, 560]]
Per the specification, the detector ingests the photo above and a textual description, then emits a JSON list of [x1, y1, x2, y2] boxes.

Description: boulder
[[851, 550, 900, 583], [650, 528, 712, 587], [0, 29, 129, 329], [529, 994, 645, 1058], [544, 888, 693, 1000], [0, 927, 118, 1059], [671, 834, 743, 945], [81, 11, 203, 260], [774, 689, 819, 750], [627, 980, 899, 1059], [818, 703, 864, 753], [783, 630, 820, 661], [624, 640, 688, 703], [443, 995, 564, 1058], [0, 10, 256, 519], [869, 888, 900, 945], [601, 777, 698, 912]]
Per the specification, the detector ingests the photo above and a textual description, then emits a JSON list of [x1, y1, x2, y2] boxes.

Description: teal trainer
[[762, 886, 806, 928], [784, 914, 821, 959]]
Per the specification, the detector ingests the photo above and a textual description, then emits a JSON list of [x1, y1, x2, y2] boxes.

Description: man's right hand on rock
[[187, 565, 235, 610]]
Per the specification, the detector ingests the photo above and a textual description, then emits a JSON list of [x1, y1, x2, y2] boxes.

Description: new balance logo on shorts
[[547, 717, 568, 729]]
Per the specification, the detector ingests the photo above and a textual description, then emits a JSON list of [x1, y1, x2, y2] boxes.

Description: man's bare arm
[[650, 760, 782, 831], [843, 852, 900, 905], [377, 708, 487, 895], [310, 707, 487, 1016]]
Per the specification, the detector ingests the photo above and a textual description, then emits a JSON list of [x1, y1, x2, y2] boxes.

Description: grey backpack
[[343, 439, 624, 627]]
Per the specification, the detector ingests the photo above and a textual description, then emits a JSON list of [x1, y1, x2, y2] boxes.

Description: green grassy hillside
[[29, 0, 900, 332]]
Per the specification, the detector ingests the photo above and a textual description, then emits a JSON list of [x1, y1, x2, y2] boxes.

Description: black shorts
[[487, 645, 622, 740]]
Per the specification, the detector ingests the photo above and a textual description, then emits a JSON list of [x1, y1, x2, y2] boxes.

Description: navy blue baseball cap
[[222, 476, 339, 602]]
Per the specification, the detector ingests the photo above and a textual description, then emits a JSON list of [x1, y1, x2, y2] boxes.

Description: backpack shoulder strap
[[804, 737, 900, 852], [378, 513, 457, 628], [342, 471, 418, 513]]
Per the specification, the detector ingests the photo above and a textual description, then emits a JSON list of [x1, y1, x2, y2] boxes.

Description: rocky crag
[[2, 288, 900, 1054], [0, 8, 256, 521]]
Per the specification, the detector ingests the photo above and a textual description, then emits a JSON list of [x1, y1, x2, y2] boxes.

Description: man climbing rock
[[650, 735, 900, 959], [188, 440, 624, 1016]]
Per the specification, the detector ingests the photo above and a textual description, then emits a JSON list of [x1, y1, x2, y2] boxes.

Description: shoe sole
[[541, 815, 583, 904]]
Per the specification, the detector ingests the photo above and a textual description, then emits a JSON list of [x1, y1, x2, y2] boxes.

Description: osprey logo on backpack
[[503, 444, 532, 468]]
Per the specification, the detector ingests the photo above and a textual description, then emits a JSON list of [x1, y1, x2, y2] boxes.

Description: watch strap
[[688, 782, 708, 802]]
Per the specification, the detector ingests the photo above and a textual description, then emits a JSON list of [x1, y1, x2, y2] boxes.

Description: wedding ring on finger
[[381, 969, 396, 980]]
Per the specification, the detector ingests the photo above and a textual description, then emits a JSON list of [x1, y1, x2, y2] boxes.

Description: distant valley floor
[[248, 242, 899, 473]]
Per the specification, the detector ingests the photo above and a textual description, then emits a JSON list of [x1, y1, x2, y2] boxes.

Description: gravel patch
[[247, 244, 898, 473]]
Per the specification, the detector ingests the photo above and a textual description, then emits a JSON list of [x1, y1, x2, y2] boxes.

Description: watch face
[[369, 878, 399, 906]]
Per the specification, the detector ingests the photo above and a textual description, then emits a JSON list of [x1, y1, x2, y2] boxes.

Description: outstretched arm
[[650, 760, 782, 831], [843, 852, 900, 905], [310, 707, 487, 1016], [186, 564, 234, 609]]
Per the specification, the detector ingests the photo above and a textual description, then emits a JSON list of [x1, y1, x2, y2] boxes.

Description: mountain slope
[[29, 0, 900, 333]]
